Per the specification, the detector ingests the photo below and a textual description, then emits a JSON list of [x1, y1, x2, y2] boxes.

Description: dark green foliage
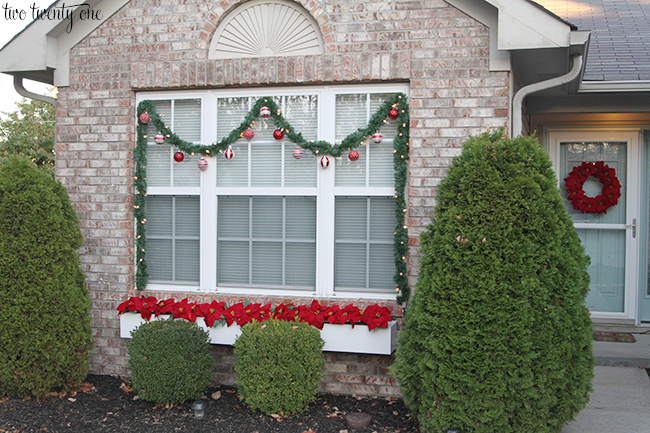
[[234, 319, 324, 415], [0, 156, 91, 398], [392, 131, 594, 433], [128, 319, 215, 405]]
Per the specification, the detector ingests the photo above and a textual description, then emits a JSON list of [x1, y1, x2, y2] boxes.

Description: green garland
[[135, 94, 411, 304]]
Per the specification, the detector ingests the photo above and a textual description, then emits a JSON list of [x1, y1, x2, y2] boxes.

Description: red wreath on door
[[564, 161, 621, 214]]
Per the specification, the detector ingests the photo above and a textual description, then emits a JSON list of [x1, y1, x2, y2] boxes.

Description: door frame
[[547, 129, 642, 323]]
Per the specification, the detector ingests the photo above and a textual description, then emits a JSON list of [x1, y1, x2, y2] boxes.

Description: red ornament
[[224, 145, 234, 160], [564, 161, 621, 214], [197, 158, 208, 171], [292, 148, 304, 160], [260, 106, 271, 118], [154, 133, 165, 145], [371, 133, 383, 144], [320, 156, 330, 168], [348, 150, 360, 161], [174, 152, 184, 162], [388, 108, 399, 120], [273, 129, 284, 140], [139, 112, 150, 124], [243, 129, 254, 140]]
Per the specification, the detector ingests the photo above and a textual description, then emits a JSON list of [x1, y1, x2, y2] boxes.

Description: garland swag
[[135, 93, 411, 304]]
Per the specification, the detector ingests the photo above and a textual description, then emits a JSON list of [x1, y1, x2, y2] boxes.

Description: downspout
[[13, 74, 57, 107], [511, 54, 583, 137]]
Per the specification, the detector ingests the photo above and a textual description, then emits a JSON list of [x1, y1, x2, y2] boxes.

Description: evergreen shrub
[[0, 156, 92, 399], [392, 130, 594, 433], [234, 319, 324, 415], [127, 319, 215, 405]]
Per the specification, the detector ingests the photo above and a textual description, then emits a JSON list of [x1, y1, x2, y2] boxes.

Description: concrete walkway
[[561, 366, 650, 433], [561, 328, 650, 433]]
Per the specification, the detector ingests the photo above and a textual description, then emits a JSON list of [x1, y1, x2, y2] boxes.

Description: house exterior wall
[[54, 0, 509, 396]]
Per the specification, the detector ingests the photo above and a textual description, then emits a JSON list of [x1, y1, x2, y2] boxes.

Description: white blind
[[146, 196, 200, 284], [217, 196, 316, 289], [334, 196, 395, 293], [147, 100, 172, 187], [335, 93, 395, 187], [216, 95, 317, 187], [146, 99, 201, 187]]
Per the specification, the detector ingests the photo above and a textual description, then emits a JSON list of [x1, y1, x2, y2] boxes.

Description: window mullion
[[248, 196, 253, 285], [316, 88, 336, 297]]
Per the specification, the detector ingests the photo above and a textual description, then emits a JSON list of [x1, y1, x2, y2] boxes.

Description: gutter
[[579, 80, 650, 93], [13, 74, 57, 107], [512, 54, 583, 137]]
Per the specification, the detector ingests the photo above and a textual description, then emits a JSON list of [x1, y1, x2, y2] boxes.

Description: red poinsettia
[[172, 299, 197, 322], [363, 304, 392, 330], [154, 298, 175, 316], [197, 300, 226, 328], [117, 296, 158, 320], [223, 303, 245, 326], [565, 161, 621, 214], [273, 303, 299, 322], [299, 300, 330, 330], [339, 304, 363, 327], [117, 297, 393, 331]]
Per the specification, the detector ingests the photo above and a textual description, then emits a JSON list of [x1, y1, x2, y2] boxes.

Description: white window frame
[[137, 84, 408, 300]]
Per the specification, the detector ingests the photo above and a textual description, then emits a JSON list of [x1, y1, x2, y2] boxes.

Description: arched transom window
[[209, 0, 324, 59]]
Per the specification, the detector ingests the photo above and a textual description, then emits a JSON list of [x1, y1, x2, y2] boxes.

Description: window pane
[[335, 94, 366, 141], [147, 101, 172, 187], [218, 196, 249, 238], [369, 244, 395, 291], [284, 144, 317, 187], [251, 142, 282, 186], [286, 197, 316, 240], [217, 97, 248, 139], [146, 239, 173, 281], [252, 242, 283, 285], [218, 241, 249, 284], [146, 195, 200, 285], [335, 197, 367, 241], [334, 196, 396, 293], [252, 197, 282, 238], [217, 142, 248, 186], [286, 242, 316, 286], [335, 244, 366, 289], [217, 196, 315, 289], [285, 95, 318, 141]]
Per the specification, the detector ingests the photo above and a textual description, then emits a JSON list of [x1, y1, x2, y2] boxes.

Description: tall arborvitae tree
[[0, 157, 91, 398], [392, 130, 594, 433]]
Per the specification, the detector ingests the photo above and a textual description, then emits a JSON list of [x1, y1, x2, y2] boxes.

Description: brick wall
[[55, 0, 509, 394]]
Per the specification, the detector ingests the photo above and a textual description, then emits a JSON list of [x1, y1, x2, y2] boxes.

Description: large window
[[142, 85, 406, 299]]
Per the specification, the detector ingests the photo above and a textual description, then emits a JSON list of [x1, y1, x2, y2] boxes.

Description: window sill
[[119, 312, 397, 355]]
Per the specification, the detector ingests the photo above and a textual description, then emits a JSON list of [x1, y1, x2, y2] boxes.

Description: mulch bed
[[0, 375, 419, 433]]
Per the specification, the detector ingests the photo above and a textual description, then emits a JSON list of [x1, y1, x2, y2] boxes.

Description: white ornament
[[371, 133, 383, 144], [260, 106, 271, 118], [292, 148, 304, 160], [154, 133, 165, 145]]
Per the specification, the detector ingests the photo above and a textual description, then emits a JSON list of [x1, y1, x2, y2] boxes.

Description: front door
[[549, 130, 641, 322]]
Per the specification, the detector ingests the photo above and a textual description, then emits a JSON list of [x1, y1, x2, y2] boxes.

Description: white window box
[[119, 313, 397, 355]]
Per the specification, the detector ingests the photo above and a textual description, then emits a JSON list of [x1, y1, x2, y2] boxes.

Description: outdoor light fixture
[[192, 400, 206, 433]]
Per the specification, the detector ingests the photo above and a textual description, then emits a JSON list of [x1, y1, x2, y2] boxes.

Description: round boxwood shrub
[[0, 156, 92, 399], [392, 131, 594, 433], [128, 319, 215, 405], [234, 319, 324, 415]]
